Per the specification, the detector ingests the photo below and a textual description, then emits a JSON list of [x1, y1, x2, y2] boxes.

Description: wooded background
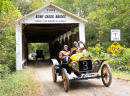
[[0, 0, 130, 76]]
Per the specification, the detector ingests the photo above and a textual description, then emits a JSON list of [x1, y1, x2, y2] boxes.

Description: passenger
[[71, 41, 87, 55], [59, 45, 71, 63]]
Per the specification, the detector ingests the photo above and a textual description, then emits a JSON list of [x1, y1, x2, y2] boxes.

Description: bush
[[86, 44, 130, 73], [108, 47, 130, 73], [0, 0, 21, 79], [0, 64, 10, 79], [86, 44, 109, 60]]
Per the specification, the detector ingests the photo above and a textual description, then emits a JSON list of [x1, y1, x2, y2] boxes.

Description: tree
[[12, 0, 49, 15], [85, 0, 130, 50], [0, 0, 21, 73]]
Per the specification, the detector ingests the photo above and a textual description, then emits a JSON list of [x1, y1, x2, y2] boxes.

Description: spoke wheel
[[101, 64, 112, 87], [62, 68, 69, 92], [52, 66, 57, 82]]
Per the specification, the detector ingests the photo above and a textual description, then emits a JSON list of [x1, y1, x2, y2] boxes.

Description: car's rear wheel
[[101, 64, 112, 87], [52, 66, 57, 82], [62, 68, 69, 92]]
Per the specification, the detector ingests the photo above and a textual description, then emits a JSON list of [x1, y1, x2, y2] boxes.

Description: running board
[[69, 75, 102, 81]]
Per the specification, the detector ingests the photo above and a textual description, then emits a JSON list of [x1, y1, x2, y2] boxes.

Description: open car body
[[51, 53, 112, 92]]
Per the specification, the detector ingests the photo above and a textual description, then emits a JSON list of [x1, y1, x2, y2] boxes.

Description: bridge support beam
[[79, 22, 85, 47], [16, 24, 22, 70]]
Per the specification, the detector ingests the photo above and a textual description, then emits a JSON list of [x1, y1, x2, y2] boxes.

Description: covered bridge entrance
[[16, 3, 87, 70]]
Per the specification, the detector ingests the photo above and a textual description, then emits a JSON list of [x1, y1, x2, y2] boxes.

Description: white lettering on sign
[[35, 8, 67, 23], [111, 29, 121, 41]]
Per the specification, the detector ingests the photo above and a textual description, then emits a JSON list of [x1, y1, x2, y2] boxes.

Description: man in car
[[71, 41, 87, 55], [59, 45, 71, 63]]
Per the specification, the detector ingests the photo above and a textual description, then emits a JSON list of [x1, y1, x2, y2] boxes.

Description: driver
[[71, 41, 87, 55], [59, 45, 71, 63]]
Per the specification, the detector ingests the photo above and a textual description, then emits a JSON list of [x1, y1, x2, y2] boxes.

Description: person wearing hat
[[59, 45, 71, 63], [71, 41, 87, 55]]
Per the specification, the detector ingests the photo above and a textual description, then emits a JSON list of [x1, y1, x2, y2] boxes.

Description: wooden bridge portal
[[16, 3, 87, 70]]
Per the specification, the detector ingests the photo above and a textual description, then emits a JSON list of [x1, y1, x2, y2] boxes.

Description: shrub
[[86, 44, 109, 60], [86, 44, 130, 73], [108, 47, 130, 73], [0, 64, 10, 79]]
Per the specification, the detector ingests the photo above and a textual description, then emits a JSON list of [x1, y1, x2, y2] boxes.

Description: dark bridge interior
[[23, 24, 78, 43], [22, 23, 79, 62]]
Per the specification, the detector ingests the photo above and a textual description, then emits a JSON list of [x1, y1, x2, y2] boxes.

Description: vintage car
[[51, 53, 112, 92], [36, 50, 44, 60]]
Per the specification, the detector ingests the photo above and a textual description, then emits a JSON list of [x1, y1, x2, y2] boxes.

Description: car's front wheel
[[101, 64, 112, 87], [62, 68, 69, 92], [52, 66, 57, 82]]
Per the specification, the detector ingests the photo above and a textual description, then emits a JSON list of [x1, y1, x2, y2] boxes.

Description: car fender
[[51, 59, 60, 66]]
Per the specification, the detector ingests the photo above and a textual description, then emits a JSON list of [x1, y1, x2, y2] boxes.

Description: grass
[[111, 69, 130, 81], [102, 61, 130, 81], [0, 68, 45, 96], [98, 62, 130, 81]]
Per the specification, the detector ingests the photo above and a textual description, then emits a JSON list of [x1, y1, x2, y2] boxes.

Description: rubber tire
[[62, 68, 69, 92], [101, 64, 112, 87], [52, 66, 57, 82]]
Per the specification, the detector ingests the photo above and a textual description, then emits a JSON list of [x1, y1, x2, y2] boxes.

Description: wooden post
[[27, 43, 28, 61], [59, 36, 62, 47], [49, 42, 52, 59], [57, 38, 58, 41], [58, 37, 60, 42], [71, 28, 74, 47], [63, 34, 66, 44], [25, 42, 28, 65], [76, 32, 79, 41], [66, 32, 70, 50]]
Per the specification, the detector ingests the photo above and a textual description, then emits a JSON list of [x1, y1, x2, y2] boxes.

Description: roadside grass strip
[[0, 68, 45, 96]]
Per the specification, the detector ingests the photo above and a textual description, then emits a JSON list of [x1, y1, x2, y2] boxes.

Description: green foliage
[[87, 44, 130, 73], [53, 0, 130, 50], [86, 44, 109, 60], [28, 43, 50, 59], [0, 0, 129, 80], [53, 0, 76, 14], [85, 0, 130, 49], [12, 0, 49, 15], [108, 48, 130, 72], [0, 64, 10, 79], [0, 0, 49, 79], [0, 0, 21, 77], [111, 69, 130, 80]]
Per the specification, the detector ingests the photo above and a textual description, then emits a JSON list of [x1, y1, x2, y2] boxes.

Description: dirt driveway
[[28, 60, 130, 96]]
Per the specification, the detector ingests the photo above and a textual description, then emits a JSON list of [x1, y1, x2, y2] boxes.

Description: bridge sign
[[108, 41, 122, 54]]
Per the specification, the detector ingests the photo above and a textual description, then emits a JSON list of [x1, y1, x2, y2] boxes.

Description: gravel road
[[28, 60, 130, 96]]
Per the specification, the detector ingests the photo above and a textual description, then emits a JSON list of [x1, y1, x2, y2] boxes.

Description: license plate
[[79, 60, 92, 71]]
